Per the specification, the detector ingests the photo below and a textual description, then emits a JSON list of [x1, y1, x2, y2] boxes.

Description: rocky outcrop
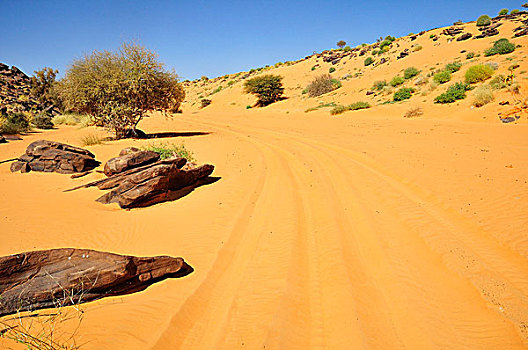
[[104, 149, 160, 176], [456, 33, 472, 41], [442, 27, 464, 36], [67, 148, 215, 208], [10, 140, 100, 174], [0, 248, 193, 317]]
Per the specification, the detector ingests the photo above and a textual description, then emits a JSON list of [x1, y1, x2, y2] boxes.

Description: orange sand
[[1, 15, 528, 350]]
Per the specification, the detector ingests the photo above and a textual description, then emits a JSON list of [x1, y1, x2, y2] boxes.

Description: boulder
[[10, 140, 100, 174], [104, 149, 160, 176], [0, 248, 192, 316], [0, 134, 6, 143], [456, 33, 472, 41]]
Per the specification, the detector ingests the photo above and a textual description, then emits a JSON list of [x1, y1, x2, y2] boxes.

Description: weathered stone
[[104, 150, 160, 176], [0, 248, 193, 316], [456, 33, 472, 41]]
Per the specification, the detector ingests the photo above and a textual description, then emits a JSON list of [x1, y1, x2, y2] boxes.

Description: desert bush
[[434, 71, 452, 84], [57, 42, 185, 139], [466, 52, 475, 59], [414, 76, 428, 86], [404, 107, 423, 118], [337, 40, 346, 49], [364, 57, 374, 66], [465, 64, 494, 83], [390, 76, 405, 87], [412, 45, 423, 52], [445, 62, 462, 73], [484, 38, 516, 56], [434, 82, 470, 103], [344, 46, 352, 51], [244, 74, 284, 106], [306, 74, 341, 97], [372, 80, 387, 91], [201, 99, 212, 108], [393, 88, 415, 101], [211, 86, 222, 94], [511, 9, 519, 14], [142, 142, 194, 161], [52, 113, 92, 127], [489, 75, 507, 89], [0, 112, 31, 134], [329, 67, 336, 73], [476, 15, 491, 26], [80, 132, 105, 146], [32, 111, 54, 129], [372, 50, 379, 55], [330, 102, 370, 115], [499, 8, 508, 15], [473, 85, 494, 107], [30, 67, 61, 110], [404, 67, 420, 79]]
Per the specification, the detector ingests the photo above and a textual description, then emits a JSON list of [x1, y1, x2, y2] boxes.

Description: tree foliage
[[57, 42, 184, 139], [30, 67, 59, 108], [243, 75, 284, 106], [337, 40, 346, 49]]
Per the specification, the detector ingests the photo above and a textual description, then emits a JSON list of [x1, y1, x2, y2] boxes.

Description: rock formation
[[10, 140, 100, 174], [0, 248, 193, 317], [103, 149, 160, 176]]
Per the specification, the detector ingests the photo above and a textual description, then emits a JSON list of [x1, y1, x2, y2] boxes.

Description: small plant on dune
[[329, 67, 336, 73], [305, 74, 341, 97], [484, 38, 516, 56], [330, 102, 370, 115], [403, 107, 423, 118], [498, 9, 509, 15], [364, 57, 374, 66], [444, 62, 462, 73], [243, 74, 284, 106], [211, 86, 222, 94], [476, 15, 491, 26], [404, 67, 420, 79], [466, 52, 475, 59], [142, 142, 195, 162], [390, 76, 405, 87], [433, 71, 451, 84], [371, 49, 379, 56], [80, 132, 105, 146], [511, 9, 520, 14], [434, 82, 470, 103], [393, 88, 415, 101], [465, 64, 494, 84], [472, 85, 494, 107], [372, 80, 387, 91], [489, 75, 507, 90], [200, 99, 212, 108], [412, 45, 423, 52], [0, 112, 31, 134]]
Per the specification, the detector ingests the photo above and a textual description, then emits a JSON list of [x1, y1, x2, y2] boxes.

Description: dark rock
[[456, 33, 472, 41], [0, 248, 193, 316], [0, 134, 6, 143], [10, 140, 100, 174], [514, 28, 528, 37], [443, 27, 463, 36], [499, 101, 510, 105], [500, 116, 517, 123], [104, 150, 160, 176], [397, 51, 409, 59], [124, 128, 147, 139], [366, 91, 374, 95]]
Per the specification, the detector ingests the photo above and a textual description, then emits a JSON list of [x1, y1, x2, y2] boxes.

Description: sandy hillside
[[1, 13, 528, 350]]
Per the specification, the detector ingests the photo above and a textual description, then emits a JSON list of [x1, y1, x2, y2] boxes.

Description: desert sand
[[1, 14, 528, 350]]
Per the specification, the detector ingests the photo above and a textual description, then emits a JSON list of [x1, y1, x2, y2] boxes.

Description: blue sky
[[0, 1, 522, 80]]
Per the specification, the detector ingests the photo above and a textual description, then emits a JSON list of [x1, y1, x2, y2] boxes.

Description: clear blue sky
[[0, 1, 522, 80]]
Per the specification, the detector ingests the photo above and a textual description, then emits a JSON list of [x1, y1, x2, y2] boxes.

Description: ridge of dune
[[1, 12, 528, 350]]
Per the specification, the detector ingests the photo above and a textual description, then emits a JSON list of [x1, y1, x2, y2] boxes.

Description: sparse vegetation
[[80, 132, 105, 146], [403, 107, 423, 118], [364, 57, 374, 66], [32, 111, 54, 129], [244, 74, 284, 106], [466, 52, 475, 59], [306, 74, 341, 97], [476, 15, 491, 26], [499, 9, 508, 15], [433, 71, 452, 84], [444, 62, 462, 73], [484, 38, 516, 56], [393, 88, 415, 101], [330, 102, 370, 115], [465, 64, 494, 83], [52, 113, 92, 127], [412, 45, 423, 52], [142, 142, 195, 161], [434, 82, 470, 103], [473, 85, 494, 107], [489, 75, 507, 89], [404, 67, 420, 79], [0, 112, 31, 134], [390, 76, 405, 87], [372, 80, 387, 91], [329, 67, 336, 73]]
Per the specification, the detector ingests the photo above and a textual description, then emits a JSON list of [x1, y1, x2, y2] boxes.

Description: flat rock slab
[[10, 140, 100, 174], [104, 149, 160, 176], [0, 248, 193, 317]]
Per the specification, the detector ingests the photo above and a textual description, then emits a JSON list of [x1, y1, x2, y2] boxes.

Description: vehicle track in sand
[[151, 115, 528, 349]]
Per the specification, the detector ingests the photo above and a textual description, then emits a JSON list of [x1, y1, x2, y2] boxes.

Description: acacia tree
[[337, 40, 346, 49], [244, 75, 284, 106], [58, 42, 185, 139]]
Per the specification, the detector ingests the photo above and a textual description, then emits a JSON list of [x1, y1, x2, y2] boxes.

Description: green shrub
[[484, 38, 516, 56], [434, 71, 451, 84], [329, 67, 336, 73], [489, 75, 507, 89], [371, 50, 379, 55], [465, 64, 494, 83], [142, 142, 194, 161], [32, 111, 54, 129], [393, 88, 415, 101], [390, 76, 405, 87], [80, 133, 105, 146], [473, 85, 494, 107], [58, 42, 184, 139], [364, 57, 374, 66], [498, 8, 508, 15], [243, 74, 284, 106], [476, 15, 491, 26], [344, 46, 352, 51], [0, 112, 31, 134], [311, 65, 317, 71], [434, 82, 470, 103], [211, 86, 222, 94], [330, 105, 348, 115], [444, 62, 462, 73], [466, 52, 475, 59], [404, 67, 420, 79], [511, 9, 519, 14], [306, 74, 340, 97], [372, 80, 387, 91], [330, 102, 370, 115]]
